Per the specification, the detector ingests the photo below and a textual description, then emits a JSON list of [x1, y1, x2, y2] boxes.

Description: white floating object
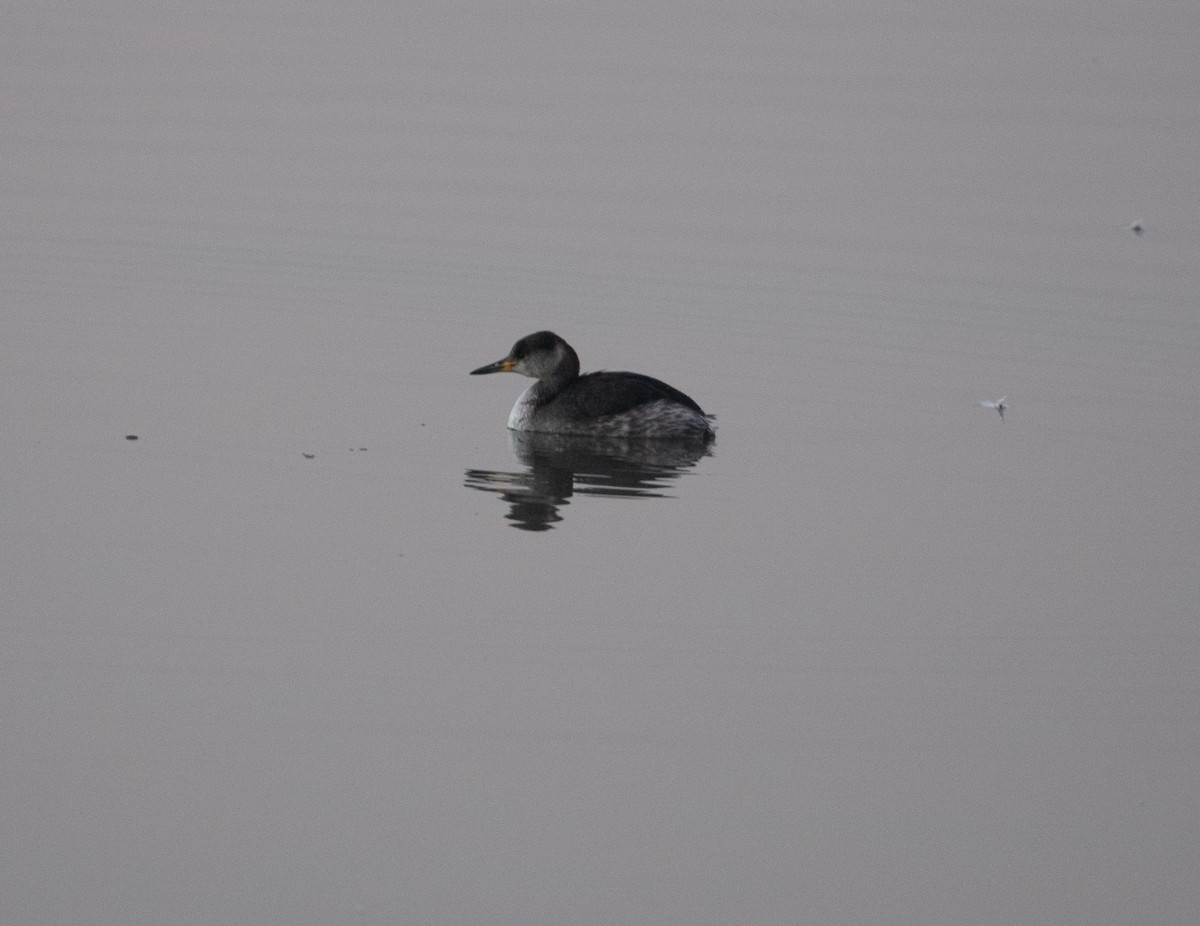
[[979, 396, 1008, 421]]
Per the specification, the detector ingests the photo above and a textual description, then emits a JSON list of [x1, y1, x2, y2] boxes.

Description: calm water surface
[[4, 3, 1199, 925]]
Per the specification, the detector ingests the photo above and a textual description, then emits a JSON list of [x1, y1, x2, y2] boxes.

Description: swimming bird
[[979, 396, 1008, 421], [471, 331, 714, 439]]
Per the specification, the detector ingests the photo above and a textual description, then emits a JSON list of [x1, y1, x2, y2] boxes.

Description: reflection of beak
[[470, 358, 515, 375]]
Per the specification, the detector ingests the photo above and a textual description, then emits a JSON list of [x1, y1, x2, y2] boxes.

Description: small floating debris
[[302, 452, 315, 459], [125, 434, 139, 441], [978, 396, 1008, 421], [1129, 220, 1145, 236]]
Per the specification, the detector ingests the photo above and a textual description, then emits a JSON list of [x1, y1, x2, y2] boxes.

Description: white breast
[[506, 384, 541, 430]]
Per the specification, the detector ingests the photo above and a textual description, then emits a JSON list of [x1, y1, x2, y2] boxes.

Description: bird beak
[[470, 357, 515, 375]]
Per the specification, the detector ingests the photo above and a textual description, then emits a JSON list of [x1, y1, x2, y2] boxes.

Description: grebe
[[471, 331, 714, 439]]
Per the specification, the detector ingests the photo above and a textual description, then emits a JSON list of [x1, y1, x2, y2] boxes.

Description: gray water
[[4, 3, 1199, 924]]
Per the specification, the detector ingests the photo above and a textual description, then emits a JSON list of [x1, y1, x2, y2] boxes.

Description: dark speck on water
[[125, 434, 138, 441]]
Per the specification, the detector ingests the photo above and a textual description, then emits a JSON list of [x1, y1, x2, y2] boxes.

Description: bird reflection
[[464, 431, 713, 531]]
